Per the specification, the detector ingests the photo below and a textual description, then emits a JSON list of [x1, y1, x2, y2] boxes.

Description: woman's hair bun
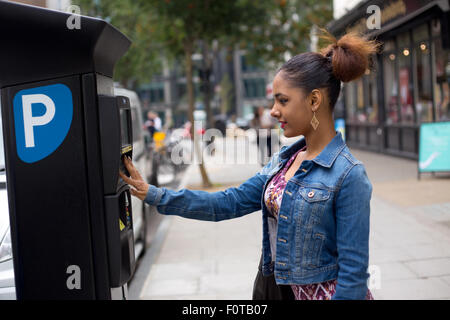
[[319, 29, 381, 83]]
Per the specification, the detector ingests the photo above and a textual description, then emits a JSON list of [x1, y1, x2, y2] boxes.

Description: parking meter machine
[[0, 1, 136, 300], [99, 95, 136, 290]]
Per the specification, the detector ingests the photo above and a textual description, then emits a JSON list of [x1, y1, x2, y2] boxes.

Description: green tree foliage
[[237, 0, 334, 66], [75, 0, 162, 89], [74, 0, 333, 89], [73, 0, 333, 187]]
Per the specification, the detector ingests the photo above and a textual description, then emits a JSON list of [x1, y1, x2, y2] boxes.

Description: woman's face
[[270, 71, 315, 138]]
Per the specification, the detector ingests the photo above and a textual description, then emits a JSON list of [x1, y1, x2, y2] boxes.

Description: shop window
[[243, 79, 255, 98], [433, 36, 450, 121], [345, 82, 357, 122], [413, 24, 428, 43], [177, 83, 186, 99], [347, 60, 379, 125], [345, 71, 377, 124], [383, 51, 399, 124], [383, 39, 395, 52], [367, 68, 378, 124], [194, 83, 201, 97], [415, 40, 433, 122], [355, 77, 366, 122], [398, 32, 414, 124], [432, 18, 441, 37], [149, 87, 164, 103], [244, 78, 266, 98], [397, 32, 410, 49]]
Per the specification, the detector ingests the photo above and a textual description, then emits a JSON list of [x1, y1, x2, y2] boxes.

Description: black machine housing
[[0, 1, 136, 299]]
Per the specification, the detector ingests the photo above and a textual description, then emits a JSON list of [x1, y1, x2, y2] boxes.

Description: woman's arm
[[120, 156, 267, 222], [145, 173, 266, 221], [331, 163, 372, 300]]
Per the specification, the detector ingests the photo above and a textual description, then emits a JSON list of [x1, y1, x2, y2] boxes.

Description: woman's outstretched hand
[[119, 156, 150, 201]]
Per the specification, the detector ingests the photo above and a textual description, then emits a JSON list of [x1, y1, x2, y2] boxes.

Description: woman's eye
[[279, 99, 288, 105]]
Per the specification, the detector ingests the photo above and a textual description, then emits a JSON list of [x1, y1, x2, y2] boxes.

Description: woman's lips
[[279, 121, 287, 129]]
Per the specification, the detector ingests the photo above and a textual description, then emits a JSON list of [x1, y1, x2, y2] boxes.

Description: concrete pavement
[[135, 136, 450, 300], [353, 149, 450, 299]]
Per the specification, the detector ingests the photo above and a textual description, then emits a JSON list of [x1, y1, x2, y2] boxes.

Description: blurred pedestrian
[[182, 121, 192, 139], [214, 114, 227, 136], [153, 112, 162, 131], [144, 111, 156, 141], [259, 106, 277, 166], [120, 31, 378, 300], [250, 107, 262, 164]]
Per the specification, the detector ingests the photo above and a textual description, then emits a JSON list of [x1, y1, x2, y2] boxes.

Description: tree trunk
[[202, 41, 214, 129], [185, 41, 212, 188]]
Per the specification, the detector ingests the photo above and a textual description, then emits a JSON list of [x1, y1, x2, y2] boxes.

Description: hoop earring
[[311, 111, 319, 130]]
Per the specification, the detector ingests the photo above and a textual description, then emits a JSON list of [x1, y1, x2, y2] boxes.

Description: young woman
[[120, 31, 379, 300]]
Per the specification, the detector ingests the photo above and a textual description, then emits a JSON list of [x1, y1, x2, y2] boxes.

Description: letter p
[[22, 94, 56, 148]]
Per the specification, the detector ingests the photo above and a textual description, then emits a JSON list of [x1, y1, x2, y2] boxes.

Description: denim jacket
[[145, 132, 373, 300]]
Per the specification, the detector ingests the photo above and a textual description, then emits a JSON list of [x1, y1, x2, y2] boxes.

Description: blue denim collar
[[280, 131, 345, 168]]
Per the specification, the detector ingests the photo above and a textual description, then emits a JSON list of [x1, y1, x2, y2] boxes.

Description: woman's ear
[[309, 89, 323, 112]]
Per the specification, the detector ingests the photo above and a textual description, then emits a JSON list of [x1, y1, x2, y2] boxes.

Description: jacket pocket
[[297, 232, 326, 270], [294, 187, 330, 270], [310, 232, 325, 267], [297, 187, 331, 226], [298, 187, 331, 203]]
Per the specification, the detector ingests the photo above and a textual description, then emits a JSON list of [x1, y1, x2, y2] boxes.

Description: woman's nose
[[270, 106, 279, 118]]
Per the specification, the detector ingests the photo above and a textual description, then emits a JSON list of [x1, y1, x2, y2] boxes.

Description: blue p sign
[[13, 84, 73, 163]]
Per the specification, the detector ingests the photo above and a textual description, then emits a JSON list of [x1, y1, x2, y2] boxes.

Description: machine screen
[[120, 109, 132, 149]]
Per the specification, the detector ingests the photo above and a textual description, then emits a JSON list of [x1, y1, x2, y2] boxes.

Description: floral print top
[[264, 146, 305, 218]]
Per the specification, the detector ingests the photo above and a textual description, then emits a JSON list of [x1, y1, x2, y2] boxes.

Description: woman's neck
[[303, 122, 336, 160]]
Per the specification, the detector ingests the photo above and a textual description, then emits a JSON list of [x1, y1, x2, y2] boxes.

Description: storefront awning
[[328, 0, 449, 38]]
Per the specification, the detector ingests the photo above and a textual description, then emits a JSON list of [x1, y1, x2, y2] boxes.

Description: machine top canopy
[[0, 0, 131, 88]]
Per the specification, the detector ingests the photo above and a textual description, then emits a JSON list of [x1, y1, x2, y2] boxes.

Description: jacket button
[[308, 191, 315, 198]]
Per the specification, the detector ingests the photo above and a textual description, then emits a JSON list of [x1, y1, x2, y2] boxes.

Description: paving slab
[[403, 258, 450, 278], [373, 277, 450, 300]]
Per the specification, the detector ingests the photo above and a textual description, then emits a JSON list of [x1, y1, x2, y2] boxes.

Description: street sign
[[418, 121, 450, 177], [13, 84, 73, 163], [335, 119, 346, 142]]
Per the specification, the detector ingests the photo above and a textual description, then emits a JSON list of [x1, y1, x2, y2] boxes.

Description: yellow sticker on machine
[[119, 219, 125, 231], [121, 145, 132, 154]]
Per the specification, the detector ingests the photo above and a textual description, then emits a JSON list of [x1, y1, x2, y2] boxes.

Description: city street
[[128, 136, 450, 300], [2, 0, 450, 303]]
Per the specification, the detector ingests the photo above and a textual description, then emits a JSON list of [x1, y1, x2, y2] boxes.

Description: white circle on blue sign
[[13, 84, 73, 163]]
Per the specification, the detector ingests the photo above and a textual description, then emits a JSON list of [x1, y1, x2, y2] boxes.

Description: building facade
[[329, 0, 450, 159], [138, 48, 271, 128], [234, 50, 271, 120]]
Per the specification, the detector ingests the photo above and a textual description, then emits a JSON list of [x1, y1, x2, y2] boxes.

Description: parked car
[[0, 112, 15, 300]]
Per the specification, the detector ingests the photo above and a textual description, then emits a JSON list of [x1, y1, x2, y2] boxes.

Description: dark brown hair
[[278, 30, 380, 110]]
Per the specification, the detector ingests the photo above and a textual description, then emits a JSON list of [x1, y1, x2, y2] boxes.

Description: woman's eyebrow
[[274, 93, 287, 98]]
